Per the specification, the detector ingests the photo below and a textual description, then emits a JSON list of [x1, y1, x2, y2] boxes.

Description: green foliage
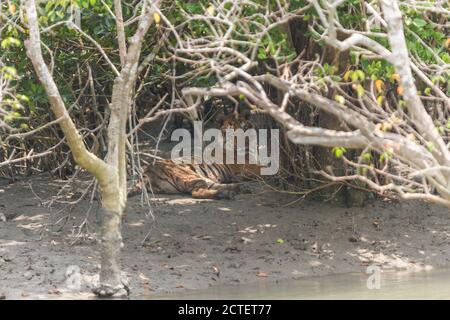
[[1, 0, 448, 169], [1, 37, 21, 49], [0, 66, 18, 79], [361, 152, 372, 163], [332, 147, 347, 158], [379, 150, 393, 163], [0, 66, 31, 129]]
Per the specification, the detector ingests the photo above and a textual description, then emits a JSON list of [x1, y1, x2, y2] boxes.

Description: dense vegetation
[[0, 0, 448, 295]]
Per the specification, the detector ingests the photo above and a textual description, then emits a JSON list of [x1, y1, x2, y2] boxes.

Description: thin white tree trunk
[[23, 0, 160, 296]]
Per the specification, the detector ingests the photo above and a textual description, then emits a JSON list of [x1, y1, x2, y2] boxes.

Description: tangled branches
[[155, 0, 450, 206]]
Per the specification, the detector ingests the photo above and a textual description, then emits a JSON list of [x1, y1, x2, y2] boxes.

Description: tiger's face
[[219, 113, 253, 134]]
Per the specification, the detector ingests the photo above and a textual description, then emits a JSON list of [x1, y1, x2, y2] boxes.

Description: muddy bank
[[1, 175, 449, 299]]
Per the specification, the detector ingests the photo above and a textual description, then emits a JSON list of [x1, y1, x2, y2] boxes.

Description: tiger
[[128, 112, 261, 200]]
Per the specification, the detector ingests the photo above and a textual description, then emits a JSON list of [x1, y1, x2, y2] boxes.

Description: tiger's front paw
[[217, 189, 236, 200], [237, 184, 253, 194]]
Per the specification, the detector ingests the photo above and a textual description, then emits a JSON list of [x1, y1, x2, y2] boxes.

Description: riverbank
[[1, 175, 449, 299]]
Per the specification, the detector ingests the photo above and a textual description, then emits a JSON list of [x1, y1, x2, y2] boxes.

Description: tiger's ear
[[223, 104, 235, 115]]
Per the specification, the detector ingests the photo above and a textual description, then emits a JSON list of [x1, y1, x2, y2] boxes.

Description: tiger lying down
[[129, 113, 264, 200], [128, 160, 260, 199]]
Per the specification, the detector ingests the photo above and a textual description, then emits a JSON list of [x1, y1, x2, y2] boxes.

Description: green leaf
[[334, 95, 345, 105], [1, 66, 17, 78], [332, 147, 347, 158], [1, 37, 21, 49], [380, 151, 392, 163], [361, 152, 372, 163], [185, 3, 202, 14], [17, 94, 30, 103], [45, 1, 54, 12], [413, 18, 427, 28], [355, 84, 365, 98], [257, 48, 267, 60], [441, 53, 450, 64], [355, 70, 365, 81]]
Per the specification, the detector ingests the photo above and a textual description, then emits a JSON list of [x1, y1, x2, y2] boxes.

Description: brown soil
[[1, 174, 449, 299]]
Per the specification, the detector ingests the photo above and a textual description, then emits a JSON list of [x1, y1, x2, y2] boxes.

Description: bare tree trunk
[[114, 0, 127, 67], [97, 183, 125, 295], [23, 0, 160, 296], [287, 18, 366, 206]]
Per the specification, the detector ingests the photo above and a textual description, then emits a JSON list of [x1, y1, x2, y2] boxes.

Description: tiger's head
[[218, 110, 253, 134]]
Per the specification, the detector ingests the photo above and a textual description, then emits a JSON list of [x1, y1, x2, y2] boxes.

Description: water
[[148, 269, 450, 300]]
